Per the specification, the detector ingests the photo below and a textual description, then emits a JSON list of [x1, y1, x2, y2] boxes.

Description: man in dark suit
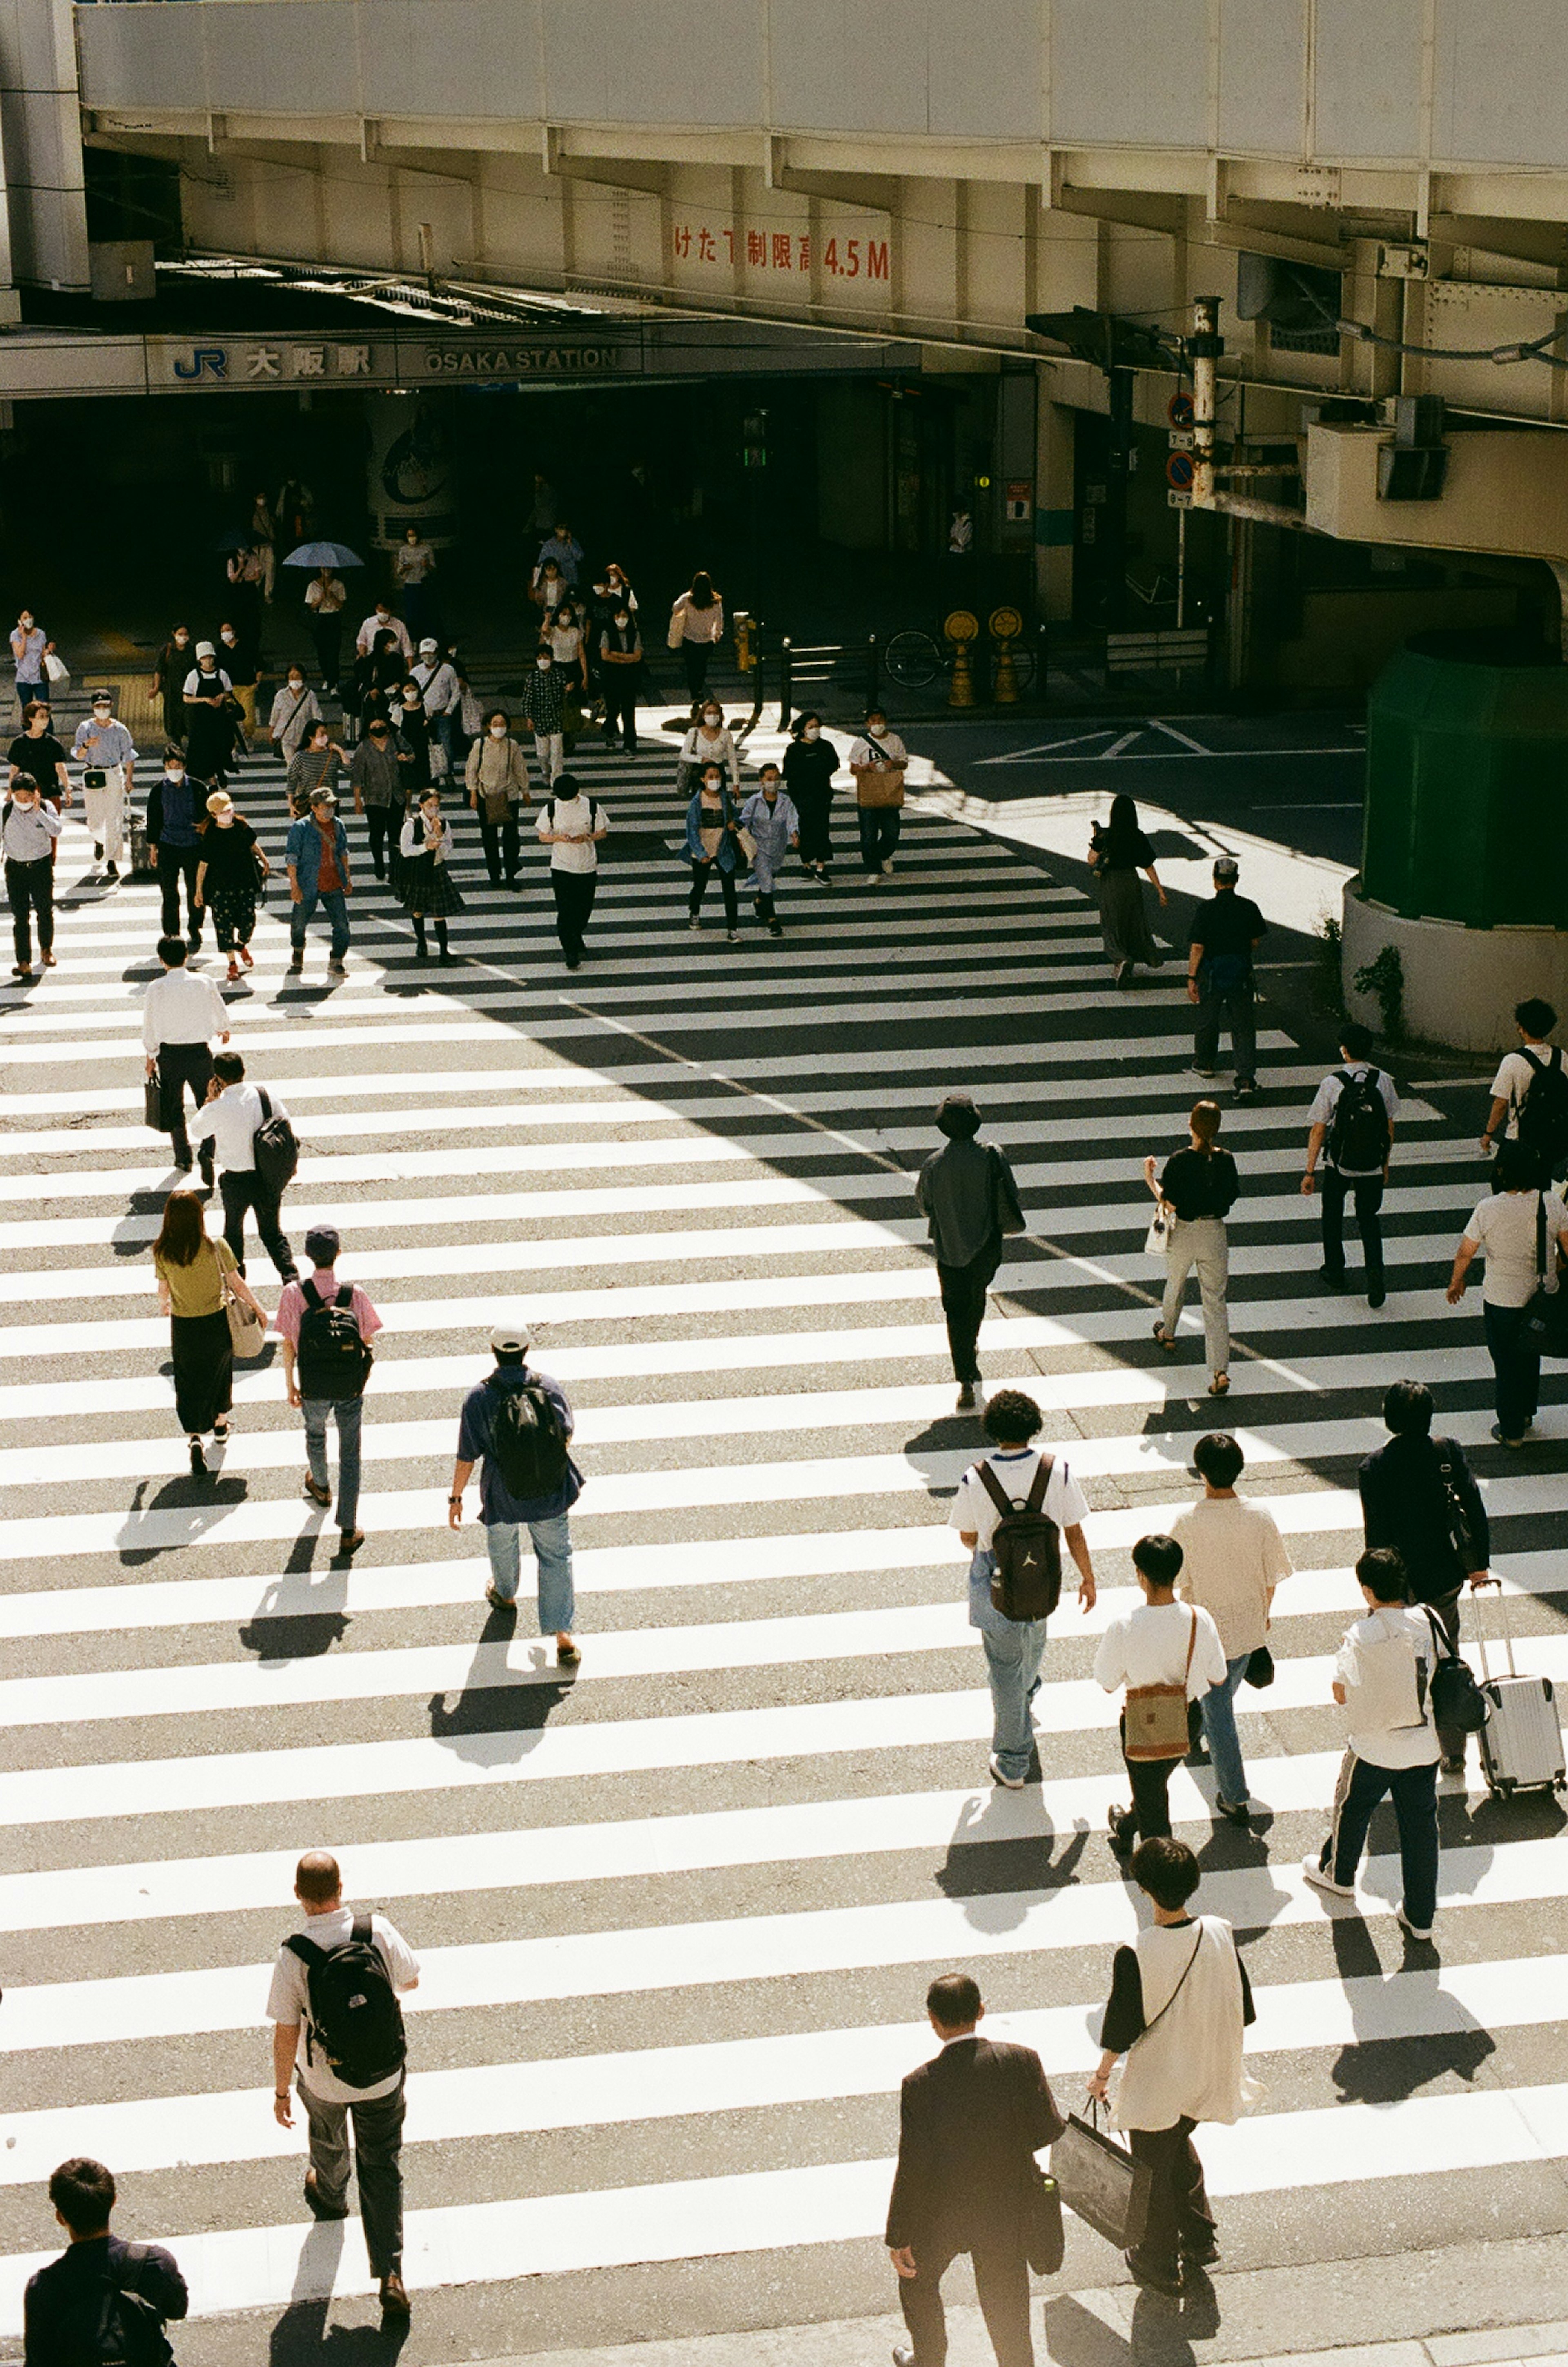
[[887, 1971, 1065, 2367]]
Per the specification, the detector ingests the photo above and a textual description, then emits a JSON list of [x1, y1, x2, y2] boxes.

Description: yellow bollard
[[944, 608, 980, 709], [990, 604, 1022, 704]]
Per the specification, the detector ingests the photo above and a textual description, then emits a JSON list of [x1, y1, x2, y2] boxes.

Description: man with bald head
[[266, 1851, 420, 2323]]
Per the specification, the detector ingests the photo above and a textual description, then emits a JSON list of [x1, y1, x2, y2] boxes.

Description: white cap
[[194, 639, 216, 658], [490, 1314, 529, 1355], [419, 637, 438, 654]]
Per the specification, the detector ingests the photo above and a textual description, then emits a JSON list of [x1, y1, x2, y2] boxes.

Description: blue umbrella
[[282, 541, 365, 569]]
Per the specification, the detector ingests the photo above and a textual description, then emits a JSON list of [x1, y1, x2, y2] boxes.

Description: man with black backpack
[[274, 1226, 380, 1556], [192, 1048, 300, 1283], [1302, 1020, 1398, 1307], [450, 1316, 582, 1663], [24, 2157, 187, 2365], [1484, 997, 1568, 1186], [268, 1851, 419, 2322], [949, 1389, 1097, 1788]]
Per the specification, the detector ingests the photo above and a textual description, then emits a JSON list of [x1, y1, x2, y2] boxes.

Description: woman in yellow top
[[152, 1189, 266, 1475]]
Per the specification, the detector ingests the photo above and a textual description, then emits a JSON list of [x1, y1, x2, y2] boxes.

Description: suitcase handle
[[1471, 1575, 1517, 1683]]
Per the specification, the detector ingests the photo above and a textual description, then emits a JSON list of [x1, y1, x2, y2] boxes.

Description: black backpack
[[84, 2245, 174, 2367], [1421, 1609, 1490, 1735], [296, 1279, 373, 1401], [976, 1456, 1062, 1622], [285, 1914, 407, 2091], [1326, 1068, 1391, 1171], [1517, 1047, 1568, 1169], [488, 1377, 571, 1498], [252, 1086, 300, 1196]]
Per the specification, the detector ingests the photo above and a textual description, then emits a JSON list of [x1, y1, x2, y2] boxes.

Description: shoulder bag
[[1124, 1609, 1199, 1760], [222, 1266, 266, 1360], [1433, 1439, 1482, 1574], [1521, 1192, 1568, 1358], [144, 1063, 166, 1134], [853, 760, 906, 809], [1421, 1606, 1490, 1734], [1144, 1201, 1172, 1259], [1050, 2097, 1152, 2253]]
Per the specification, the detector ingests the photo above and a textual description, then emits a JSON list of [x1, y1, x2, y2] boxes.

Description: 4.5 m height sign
[[670, 218, 891, 283]]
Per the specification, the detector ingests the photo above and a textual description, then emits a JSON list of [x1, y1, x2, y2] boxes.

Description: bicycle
[[884, 617, 1039, 695]]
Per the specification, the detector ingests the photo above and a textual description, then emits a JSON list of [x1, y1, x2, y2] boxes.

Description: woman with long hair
[[399, 787, 465, 960], [1145, 1099, 1240, 1397], [782, 710, 838, 879], [466, 707, 532, 887], [1088, 791, 1168, 984], [669, 570, 724, 706], [152, 1188, 266, 1475]]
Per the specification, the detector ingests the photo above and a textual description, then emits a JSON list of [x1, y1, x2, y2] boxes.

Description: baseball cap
[[490, 1315, 530, 1355], [309, 787, 337, 807], [419, 637, 438, 654], [90, 689, 112, 705], [304, 1225, 340, 1266], [1213, 855, 1240, 881], [194, 639, 216, 658], [205, 790, 233, 815]]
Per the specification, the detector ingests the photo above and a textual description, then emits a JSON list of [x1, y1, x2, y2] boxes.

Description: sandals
[[1208, 1373, 1230, 1397], [1152, 1321, 1178, 1354]]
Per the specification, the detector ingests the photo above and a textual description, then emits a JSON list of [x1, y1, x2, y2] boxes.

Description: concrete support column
[[1033, 383, 1074, 619]]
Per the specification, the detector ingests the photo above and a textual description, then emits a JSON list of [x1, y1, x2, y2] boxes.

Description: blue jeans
[[485, 1514, 575, 1631], [303, 1394, 363, 1530], [981, 1616, 1049, 1783], [1200, 1652, 1253, 1806], [291, 886, 350, 957]]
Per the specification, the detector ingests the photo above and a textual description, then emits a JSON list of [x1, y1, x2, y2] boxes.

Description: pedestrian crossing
[[0, 728, 1564, 2352]]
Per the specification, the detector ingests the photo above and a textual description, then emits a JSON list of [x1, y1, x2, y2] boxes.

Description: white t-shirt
[[1094, 1599, 1228, 1699], [848, 730, 908, 769], [1307, 1061, 1399, 1175], [192, 1082, 290, 1176], [949, 1446, 1089, 1547], [1173, 1496, 1293, 1658], [538, 793, 606, 874], [1336, 1605, 1440, 1770], [1462, 1188, 1568, 1308], [1490, 1047, 1564, 1146], [266, 1908, 419, 2105]]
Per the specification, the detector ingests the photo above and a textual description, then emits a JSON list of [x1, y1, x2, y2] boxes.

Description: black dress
[[783, 736, 839, 867], [1091, 824, 1162, 969], [198, 816, 261, 949]]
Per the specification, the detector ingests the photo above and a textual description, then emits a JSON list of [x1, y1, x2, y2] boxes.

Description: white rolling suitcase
[[1476, 1580, 1566, 1799]]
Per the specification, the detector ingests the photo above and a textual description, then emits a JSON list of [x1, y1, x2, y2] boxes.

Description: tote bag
[[1051, 2105, 1151, 2251], [223, 1270, 265, 1360]]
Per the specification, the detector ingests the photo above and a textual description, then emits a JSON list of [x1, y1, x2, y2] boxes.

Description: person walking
[[24, 2157, 188, 2366], [354, 598, 413, 667], [392, 679, 432, 799], [353, 628, 407, 742], [449, 1316, 582, 1662], [289, 719, 350, 819], [1483, 996, 1568, 1187], [267, 1849, 417, 2323], [71, 689, 136, 883], [915, 1091, 1027, 1411], [267, 663, 322, 764], [181, 641, 237, 787], [466, 709, 532, 887], [782, 710, 838, 880], [152, 1188, 264, 1475], [150, 623, 194, 744], [668, 571, 724, 705], [3, 779, 61, 981], [8, 700, 71, 809], [398, 788, 464, 963], [194, 789, 267, 981], [286, 787, 353, 978], [677, 699, 740, 796], [304, 568, 347, 693], [544, 597, 590, 700], [533, 519, 584, 590], [1359, 1380, 1491, 1777], [143, 935, 229, 1174], [412, 637, 462, 780], [251, 488, 279, 601], [9, 607, 47, 711], [348, 715, 403, 879], [219, 621, 258, 749], [685, 762, 744, 942], [739, 762, 798, 938], [886, 1970, 1066, 2367], [1086, 1837, 1255, 2296], [530, 555, 569, 617], [950, 1389, 1097, 1790], [275, 1228, 379, 1557], [1303, 1019, 1396, 1307], [1187, 855, 1266, 1099], [598, 600, 643, 751], [191, 1048, 298, 1283], [1096, 1533, 1226, 1858], [847, 706, 908, 883], [1303, 1546, 1442, 1943], [520, 645, 567, 788], [1146, 1098, 1238, 1397], [537, 771, 608, 970], [147, 745, 209, 949], [392, 524, 438, 640], [1448, 1137, 1568, 1446], [1172, 1433, 1292, 1824], [1088, 792, 1168, 984]]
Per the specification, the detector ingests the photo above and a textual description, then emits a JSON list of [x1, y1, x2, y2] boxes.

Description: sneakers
[[1125, 2248, 1183, 2296], [989, 1754, 1025, 1790], [688, 916, 702, 931], [881, 859, 894, 876], [768, 920, 784, 938], [956, 1382, 977, 1411], [1301, 1851, 1356, 1899], [327, 957, 347, 976], [1234, 1079, 1258, 1100], [726, 929, 740, 942], [1491, 1423, 1528, 1447], [1396, 1905, 1434, 1942]]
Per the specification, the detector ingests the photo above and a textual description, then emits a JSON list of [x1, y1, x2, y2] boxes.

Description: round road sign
[[1165, 450, 1196, 493], [1168, 390, 1195, 428]]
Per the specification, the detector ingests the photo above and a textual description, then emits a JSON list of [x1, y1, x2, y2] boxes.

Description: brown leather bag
[[1123, 1610, 1199, 1761], [853, 762, 905, 809]]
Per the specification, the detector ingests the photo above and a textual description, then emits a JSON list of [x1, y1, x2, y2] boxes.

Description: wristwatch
[[448, 1493, 462, 1504]]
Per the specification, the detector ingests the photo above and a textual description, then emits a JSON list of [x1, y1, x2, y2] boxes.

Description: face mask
[[613, 614, 630, 629], [536, 658, 550, 671], [18, 616, 31, 630], [868, 723, 885, 737], [703, 712, 721, 728], [165, 769, 184, 784], [489, 723, 507, 738], [93, 706, 111, 718], [221, 632, 236, 645], [288, 677, 303, 690], [803, 724, 820, 740], [174, 633, 189, 644]]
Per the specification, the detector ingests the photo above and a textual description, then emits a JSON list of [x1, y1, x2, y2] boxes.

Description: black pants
[[6, 857, 53, 966], [795, 791, 833, 868], [899, 2239, 1033, 2367], [311, 616, 342, 691], [219, 1169, 296, 1282], [604, 678, 639, 749], [1194, 977, 1256, 1085], [158, 1040, 214, 1160], [681, 643, 712, 702], [689, 859, 738, 927], [478, 811, 521, 883], [936, 1232, 1003, 1385], [1484, 1298, 1540, 1440], [753, 889, 778, 922], [858, 805, 902, 872], [1127, 2117, 1215, 2275], [157, 842, 204, 943], [362, 805, 395, 879], [1119, 1719, 1181, 1841], [1321, 1167, 1385, 1284], [552, 871, 597, 962]]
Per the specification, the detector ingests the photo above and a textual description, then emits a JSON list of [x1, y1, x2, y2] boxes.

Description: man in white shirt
[[410, 638, 461, 777], [1449, 1136, 1568, 1444], [1173, 1432, 1292, 1823], [1301, 1018, 1398, 1307], [192, 1049, 298, 1282], [1096, 1532, 1227, 1856], [355, 600, 413, 664], [267, 1850, 417, 2322], [71, 690, 136, 880], [2, 779, 62, 979], [1303, 1547, 1440, 1942], [949, 1389, 1097, 1789], [1483, 996, 1568, 1186], [141, 937, 229, 1176], [537, 771, 608, 972]]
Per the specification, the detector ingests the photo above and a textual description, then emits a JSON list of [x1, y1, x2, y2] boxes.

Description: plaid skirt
[[397, 850, 464, 917]]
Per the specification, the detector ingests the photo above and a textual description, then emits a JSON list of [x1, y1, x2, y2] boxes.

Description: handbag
[[736, 825, 758, 863], [853, 762, 905, 809], [1244, 1644, 1274, 1687], [42, 649, 69, 685], [222, 1268, 265, 1360], [1521, 1193, 1568, 1358], [1124, 1609, 1199, 1760], [1051, 2101, 1151, 2252], [1144, 1202, 1171, 1258], [1422, 1607, 1489, 1734], [667, 606, 687, 650], [143, 1064, 165, 1133], [1025, 2165, 1064, 2274]]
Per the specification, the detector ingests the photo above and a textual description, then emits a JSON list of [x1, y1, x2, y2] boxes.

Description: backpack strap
[[1025, 1453, 1054, 1515], [335, 1285, 354, 1310], [284, 1933, 326, 1968], [975, 1460, 1020, 1517], [301, 1278, 323, 1313], [351, 1913, 372, 1946], [1521, 1048, 1546, 1083], [256, 1087, 272, 1121]]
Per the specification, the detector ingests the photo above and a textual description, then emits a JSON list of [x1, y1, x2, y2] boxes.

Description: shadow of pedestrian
[[1040, 2269, 1222, 2367], [267, 2297, 410, 2364], [116, 1471, 249, 1564], [934, 1786, 1092, 1932], [428, 1610, 576, 1766], [1324, 1913, 1496, 2102]]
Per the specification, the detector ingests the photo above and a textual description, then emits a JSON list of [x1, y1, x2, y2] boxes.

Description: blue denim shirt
[[685, 789, 741, 871], [457, 1362, 583, 1525], [285, 812, 349, 896]]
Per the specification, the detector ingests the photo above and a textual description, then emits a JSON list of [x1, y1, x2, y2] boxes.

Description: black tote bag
[[1051, 2105, 1151, 2251]]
